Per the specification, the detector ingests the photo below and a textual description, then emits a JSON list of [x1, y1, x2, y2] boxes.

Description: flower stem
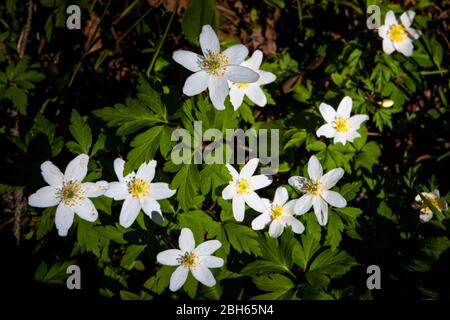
[[419, 69, 448, 76], [146, 0, 179, 77]]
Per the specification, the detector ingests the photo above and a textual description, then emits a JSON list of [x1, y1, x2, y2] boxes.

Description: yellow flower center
[[388, 24, 408, 43], [419, 196, 442, 215], [236, 179, 253, 195], [304, 181, 322, 196], [236, 82, 250, 89], [271, 205, 285, 220], [129, 179, 150, 199], [58, 182, 84, 207], [202, 50, 228, 77], [334, 117, 350, 133], [179, 251, 200, 268]]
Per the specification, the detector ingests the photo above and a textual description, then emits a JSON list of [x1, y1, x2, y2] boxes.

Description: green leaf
[[309, 249, 357, 277], [325, 213, 344, 250], [67, 109, 92, 154], [253, 274, 294, 294], [121, 245, 147, 270], [35, 261, 74, 284], [36, 207, 56, 240], [181, 0, 219, 45], [224, 223, 261, 256], [171, 164, 201, 211]]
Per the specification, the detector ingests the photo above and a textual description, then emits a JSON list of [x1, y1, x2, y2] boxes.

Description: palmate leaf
[[309, 248, 357, 278], [171, 164, 201, 212], [181, 0, 219, 45], [35, 260, 75, 285], [224, 223, 261, 256], [251, 274, 295, 300]]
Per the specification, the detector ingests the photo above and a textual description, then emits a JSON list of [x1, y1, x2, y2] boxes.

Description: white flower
[[173, 25, 259, 110], [222, 158, 272, 222], [378, 10, 420, 57], [316, 96, 369, 145], [157, 228, 224, 292], [251, 187, 305, 238], [229, 50, 276, 110], [28, 154, 108, 236], [288, 155, 347, 226], [412, 189, 448, 223], [104, 158, 176, 228]]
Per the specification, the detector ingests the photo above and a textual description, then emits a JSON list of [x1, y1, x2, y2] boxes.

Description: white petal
[[182, 71, 210, 96], [199, 25, 220, 56], [320, 168, 344, 189], [41, 161, 64, 187], [319, 103, 336, 123], [140, 196, 161, 218], [385, 10, 397, 27], [157, 249, 183, 266], [256, 71, 276, 85], [348, 114, 369, 129], [378, 25, 388, 38], [136, 160, 157, 182], [382, 39, 395, 54], [394, 40, 413, 57], [119, 196, 141, 228], [244, 192, 265, 212], [251, 213, 271, 230], [313, 197, 328, 226], [55, 203, 74, 237], [64, 154, 89, 183], [224, 65, 259, 83], [229, 85, 245, 110], [195, 240, 222, 255], [284, 215, 305, 234], [250, 174, 272, 190], [105, 182, 128, 200], [28, 186, 60, 208], [222, 184, 236, 200], [208, 77, 228, 110], [321, 190, 347, 208], [420, 213, 433, 222], [414, 194, 422, 202], [150, 183, 176, 200], [407, 27, 420, 40], [400, 10, 415, 28], [82, 181, 108, 198], [273, 186, 289, 206], [294, 194, 313, 215], [316, 123, 336, 138], [222, 44, 248, 65], [73, 198, 98, 222], [333, 132, 348, 145], [269, 220, 284, 238], [308, 155, 323, 181], [232, 195, 245, 222], [283, 199, 297, 215], [200, 256, 224, 268], [172, 50, 202, 72], [191, 266, 216, 287], [169, 265, 189, 292], [246, 85, 267, 107], [241, 50, 262, 70], [114, 158, 126, 183], [432, 189, 440, 198], [225, 164, 239, 180], [346, 130, 361, 142], [239, 158, 259, 179], [336, 96, 352, 119], [179, 228, 196, 252]]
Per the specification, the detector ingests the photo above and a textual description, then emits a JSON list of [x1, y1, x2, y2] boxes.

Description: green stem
[[146, 0, 179, 77], [419, 69, 448, 76], [117, 7, 152, 45], [296, 0, 303, 30]]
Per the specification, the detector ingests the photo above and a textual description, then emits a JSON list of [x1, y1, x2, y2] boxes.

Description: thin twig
[[17, 0, 33, 58], [146, 0, 179, 77]]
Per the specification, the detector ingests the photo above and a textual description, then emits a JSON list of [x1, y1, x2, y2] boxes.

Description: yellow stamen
[[179, 252, 200, 268], [388, 24, 408, 43], [58, 182, 84, 207], [129, 179, 150, 199], [236, 82, 250, 89], [202, 50, 228, 77], [334, 117, 350, 133], [304, 181, 322, 196], [236, 179, 253, 195], [419, 196, 443, 215], [271, 205, 285, 220]]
